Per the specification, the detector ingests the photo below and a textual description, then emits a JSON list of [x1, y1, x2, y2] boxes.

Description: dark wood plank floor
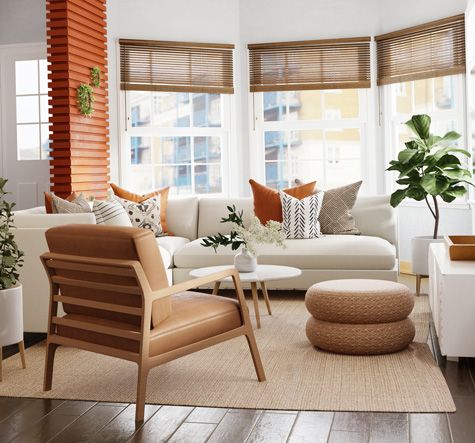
[[1, 282, 474, 442]]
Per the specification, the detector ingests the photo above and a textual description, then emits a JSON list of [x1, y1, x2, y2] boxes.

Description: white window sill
[[399, 200, 470, 210]]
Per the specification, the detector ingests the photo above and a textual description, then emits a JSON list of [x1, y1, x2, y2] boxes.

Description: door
[[0, 44, 50, 209]]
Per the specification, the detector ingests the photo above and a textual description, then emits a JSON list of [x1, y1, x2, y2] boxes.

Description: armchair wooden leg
[[19, 341, 26, 369], [43, 342, 58, 391], [260, 281, 272, 315], [250, 282, 261, 329], [245, 332, 266, 382], [0, 346, 2, 382], [135, 365, 150, 422], [212, 281, 221, 295]]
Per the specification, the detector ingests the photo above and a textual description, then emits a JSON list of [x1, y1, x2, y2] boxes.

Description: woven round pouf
[[305, 279, 415, 355]]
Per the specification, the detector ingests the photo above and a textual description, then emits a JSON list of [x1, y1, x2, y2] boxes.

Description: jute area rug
[[0, 295, 455, 413]]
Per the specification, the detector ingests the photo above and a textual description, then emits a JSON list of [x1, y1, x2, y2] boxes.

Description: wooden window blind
[[119, 39, 235, 94], [248, 37, 371, 92], [376, 14, 465, 86]]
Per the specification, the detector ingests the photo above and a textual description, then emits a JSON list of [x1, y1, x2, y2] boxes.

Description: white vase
[[234, 248, 257, 273], [0, 283, 23, 347], [411, 236, 445, 276]]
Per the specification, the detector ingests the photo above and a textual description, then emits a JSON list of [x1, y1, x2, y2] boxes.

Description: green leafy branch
[[0, 178, 24, 289], [201, 205, 246, 251]]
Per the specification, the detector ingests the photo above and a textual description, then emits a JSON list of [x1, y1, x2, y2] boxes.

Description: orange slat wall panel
[[46, 0, 109, 198]]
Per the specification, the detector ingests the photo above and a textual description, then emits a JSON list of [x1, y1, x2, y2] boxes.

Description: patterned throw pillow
[[280, 191, 324, 239], [93, 199, 132, 226], [52, 193, 91, 214], [109, 183, 170, 233], [294, 179, 362, 235], [115, 195, 163, 236]]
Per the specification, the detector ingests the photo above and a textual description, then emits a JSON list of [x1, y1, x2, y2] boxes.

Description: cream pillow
[[52, 193, 91, 214], [93, 199, 132, 226]]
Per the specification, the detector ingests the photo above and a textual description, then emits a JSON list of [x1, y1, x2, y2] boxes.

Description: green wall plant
[[90, 66, 101, 87], [76, 83, 95, 117]]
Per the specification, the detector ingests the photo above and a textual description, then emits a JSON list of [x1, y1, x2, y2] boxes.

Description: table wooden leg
[[260, 281, 272, 315], [212, 281, 221, 295], [250, 282, 261, 329], [19, 341, 26, 369], [416, 274, 421, 296]]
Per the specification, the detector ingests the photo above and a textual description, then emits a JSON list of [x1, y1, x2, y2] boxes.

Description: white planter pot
[[234, 248, 257, 273], [411, 236, 445, 276], [0, 283, 23, 347]]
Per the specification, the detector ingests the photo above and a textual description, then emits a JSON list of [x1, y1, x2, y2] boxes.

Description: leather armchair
[[41, 224, 265, 422]]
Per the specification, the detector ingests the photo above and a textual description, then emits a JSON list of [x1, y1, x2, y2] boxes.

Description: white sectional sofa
[[13, 195, 397, 332]]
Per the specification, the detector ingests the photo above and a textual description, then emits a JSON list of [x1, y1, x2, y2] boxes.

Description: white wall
[[106, 0, 242, 188], [0, 0, 46, 45], [0, 0, 471, 261]]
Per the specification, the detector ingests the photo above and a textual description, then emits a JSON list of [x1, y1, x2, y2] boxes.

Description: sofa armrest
[[352, 196, 397, 246], [13, 212, 96, 229]]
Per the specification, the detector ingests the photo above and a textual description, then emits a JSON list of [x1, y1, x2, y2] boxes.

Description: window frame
[[381, 73, 469, 207], [119, 90, 233, 196], [250, 88, 371, 192], [14, 58, 50, 161]]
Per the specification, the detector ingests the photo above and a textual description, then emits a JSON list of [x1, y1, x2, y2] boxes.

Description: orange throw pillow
[[249, 179, 316, 224], [44, 192, 77, 214], [109, 183, 170, 233]]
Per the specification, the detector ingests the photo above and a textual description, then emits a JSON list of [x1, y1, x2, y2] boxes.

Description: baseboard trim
[[400, 261, 414, 276]]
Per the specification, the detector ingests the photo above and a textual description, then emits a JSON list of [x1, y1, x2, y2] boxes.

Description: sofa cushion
[[157, 236, 189, 266], [174, 235, 396, 270], [167, 196, 199, 240]]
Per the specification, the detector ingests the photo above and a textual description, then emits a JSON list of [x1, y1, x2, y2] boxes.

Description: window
[[124, 91, 230, 195], [383, 74, 466, 192], [255, 89, 367, 190], [15, 59, 49, 160]]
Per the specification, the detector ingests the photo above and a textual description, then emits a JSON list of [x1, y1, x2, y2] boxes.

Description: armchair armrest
[[149, 268, 239, 302]]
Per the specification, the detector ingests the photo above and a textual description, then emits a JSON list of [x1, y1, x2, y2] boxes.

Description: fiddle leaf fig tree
[[0, 178, 24, 289], [387, 114, 474, 239]]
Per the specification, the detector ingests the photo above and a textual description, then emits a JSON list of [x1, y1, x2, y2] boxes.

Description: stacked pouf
[[305, 279, 415, 355]]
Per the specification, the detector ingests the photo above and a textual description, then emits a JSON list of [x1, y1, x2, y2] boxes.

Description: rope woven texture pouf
[[305, 279, 415, 355]]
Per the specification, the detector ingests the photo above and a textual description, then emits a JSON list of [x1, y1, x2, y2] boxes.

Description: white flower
[[233, 216, 286, 256]]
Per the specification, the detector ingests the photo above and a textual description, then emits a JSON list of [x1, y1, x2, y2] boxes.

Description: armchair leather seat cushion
[[56, 292, 243, 356], [150, 291, 242, 356]]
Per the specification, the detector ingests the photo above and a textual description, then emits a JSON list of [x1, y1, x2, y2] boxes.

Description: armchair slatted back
[[43, 225, 171, 327]]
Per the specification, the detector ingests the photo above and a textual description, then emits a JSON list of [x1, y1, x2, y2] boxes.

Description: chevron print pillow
[[280, 191, 324, 239]]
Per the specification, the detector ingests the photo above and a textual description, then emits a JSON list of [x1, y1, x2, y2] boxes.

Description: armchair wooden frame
[[41, 252, 266, 422]]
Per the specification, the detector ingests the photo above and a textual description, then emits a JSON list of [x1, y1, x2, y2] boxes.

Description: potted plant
[[0, 178, 24, 287], [201, 205, 285, 272], [387, 114, 474, 276]]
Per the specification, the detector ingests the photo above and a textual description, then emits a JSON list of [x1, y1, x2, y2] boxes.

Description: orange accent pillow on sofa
[[249, 179, 316, 224], [109, 183, 170, 233]]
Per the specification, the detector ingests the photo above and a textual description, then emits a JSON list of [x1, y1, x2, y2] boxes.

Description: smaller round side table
[[190, 265, 301, 328], [0, 284, 26, 381]]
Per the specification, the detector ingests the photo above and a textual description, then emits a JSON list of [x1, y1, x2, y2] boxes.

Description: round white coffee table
[[189, 265, 302, 329]]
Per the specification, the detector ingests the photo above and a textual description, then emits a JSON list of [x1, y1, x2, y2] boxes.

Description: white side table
[[429, 243, 475, 358], [0, 284, 26, 381], [190, 265, 302, 328]]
